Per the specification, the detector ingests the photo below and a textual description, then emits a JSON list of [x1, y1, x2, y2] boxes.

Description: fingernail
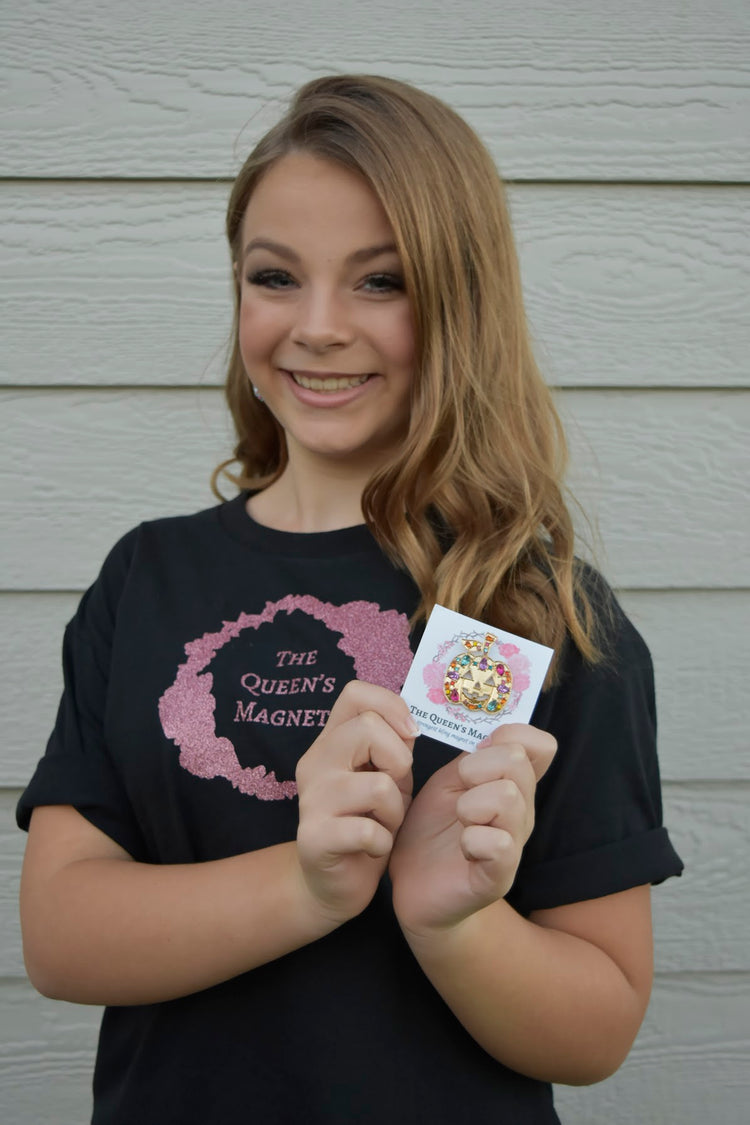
[[475, 737, 492, 749], [405, 719, 421, 738]]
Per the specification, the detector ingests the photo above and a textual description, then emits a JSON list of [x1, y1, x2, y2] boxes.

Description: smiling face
[[237, 153, 415, 474]]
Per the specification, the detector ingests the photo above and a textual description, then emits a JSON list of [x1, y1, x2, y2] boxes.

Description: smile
[[289, 372, 371, 392]]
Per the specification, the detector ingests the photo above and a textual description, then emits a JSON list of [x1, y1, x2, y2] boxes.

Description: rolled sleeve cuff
[[507, 827, 684, 915], [16, 752, 146, 861]]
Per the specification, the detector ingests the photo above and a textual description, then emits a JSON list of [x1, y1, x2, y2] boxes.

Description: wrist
[[397, 897, 527, 974], [286, 849, 345, 936], [396, 900, 494, 957]]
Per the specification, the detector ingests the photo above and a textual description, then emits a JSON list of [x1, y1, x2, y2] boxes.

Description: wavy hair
[[214, 74, 602, 672]]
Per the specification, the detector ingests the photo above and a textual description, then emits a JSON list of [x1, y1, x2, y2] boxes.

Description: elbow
[[481, 1019, 640, 1087], [513, 995, 647, 1086], [21, 907, 62, 999], [23, 957, 65, 1002], [21, 923, 96, 1005], [24, 955, 102, 1006], [557, 1054, 630, 1087], [22, 942, 75, 1003], [547, 1024, 642, 1087], [550, 973, 651, 1086]]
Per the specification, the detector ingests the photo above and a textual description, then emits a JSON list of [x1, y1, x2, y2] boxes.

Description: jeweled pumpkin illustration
[[422, 629, 532, 725], [443, 633, 513, 713]]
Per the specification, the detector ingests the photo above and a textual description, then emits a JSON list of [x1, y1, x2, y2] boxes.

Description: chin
[[291, 427, 403, 467]]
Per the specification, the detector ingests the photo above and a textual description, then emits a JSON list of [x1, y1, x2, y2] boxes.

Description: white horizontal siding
[[2, 183, 748, 389], [2, 0, 749, 180], [1, 388, 747, 590], [3, 786, 747, 978], [3, 2, 748, 1122], [3, 590, 748, 786], [0, 980, 100, 1125], [555, 973, 750, 1125], [0, 973, 746, 1125]]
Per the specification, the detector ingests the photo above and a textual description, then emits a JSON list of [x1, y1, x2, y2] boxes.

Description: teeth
[[292, 373, 369, 391]]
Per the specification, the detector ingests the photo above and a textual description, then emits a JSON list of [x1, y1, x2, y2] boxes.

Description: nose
[[289, 286, 353, 353]]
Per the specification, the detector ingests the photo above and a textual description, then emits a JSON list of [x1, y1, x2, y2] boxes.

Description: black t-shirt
[[17, 494, 683, 1124]]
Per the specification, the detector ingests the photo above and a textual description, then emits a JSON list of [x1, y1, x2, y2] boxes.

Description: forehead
[[241, 152, 394, 248]]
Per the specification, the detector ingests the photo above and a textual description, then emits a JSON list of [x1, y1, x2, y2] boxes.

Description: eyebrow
[[242, 238, 399, 264]]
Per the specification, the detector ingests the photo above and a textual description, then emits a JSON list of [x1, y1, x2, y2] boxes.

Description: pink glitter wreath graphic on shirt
[[158, 595, 413, 801], [423, 635, 531, 725]]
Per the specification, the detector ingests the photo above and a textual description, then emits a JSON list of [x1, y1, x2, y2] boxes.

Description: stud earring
[[252, 385, 265, 403]]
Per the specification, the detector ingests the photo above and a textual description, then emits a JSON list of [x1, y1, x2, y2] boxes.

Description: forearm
[[401, 898, 648, 1085], [21, 841, 335, 1006], [22, 688, 416, 1008]]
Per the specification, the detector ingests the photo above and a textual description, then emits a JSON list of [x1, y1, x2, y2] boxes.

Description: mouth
[[287, 371, 372, 392]]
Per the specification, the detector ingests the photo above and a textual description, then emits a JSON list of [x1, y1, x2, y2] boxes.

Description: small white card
[[401, 604, 554, 753]]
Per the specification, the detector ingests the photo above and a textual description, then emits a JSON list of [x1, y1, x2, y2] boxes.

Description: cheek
[[238, 298, 286, 365], [382, 307, 416, 372]]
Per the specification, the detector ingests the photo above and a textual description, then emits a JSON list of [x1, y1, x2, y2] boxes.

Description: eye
[[246, 268, 297, 290], [360, 272, 405, 295]]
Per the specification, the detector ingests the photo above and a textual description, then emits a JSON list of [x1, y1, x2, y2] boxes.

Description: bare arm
[[400, 886, 652, 1085], [389, 726, 653, 1085], [20, 682, 416, 1007], [21, 807, 329, 1005]]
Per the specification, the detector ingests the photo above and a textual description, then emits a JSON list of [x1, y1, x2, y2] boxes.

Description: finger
[[456, 778, 528, 837], [305, 769, 408, 838], [300, 813, 395, 861], [460, 823, 518, 867], [473, 723, 557, 782], [458, 743, 537, 802], [326, 680, 420, 743], [297, 710, 414, 792], [348, 711, 415, 779]]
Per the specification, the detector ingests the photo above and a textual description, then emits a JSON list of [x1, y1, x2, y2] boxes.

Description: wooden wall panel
[[2, 388, 746, 589], [2, 0, 748, 180], [554, 974, 750, 1125], [3, 784, 747, 978], [512, 186, 750, 391], [0, 981, 100, 1125], [561, 389, 749, 588], [619, 591, 750, 782], [2, 183, 748, 388], [2, 591, 748, 785], [0, 974, 745, 1125], [2, 3, 747, 1122]]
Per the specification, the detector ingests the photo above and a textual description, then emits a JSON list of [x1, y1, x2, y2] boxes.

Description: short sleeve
[[16, 529, 148, 860], [506, 585, 683, 915]]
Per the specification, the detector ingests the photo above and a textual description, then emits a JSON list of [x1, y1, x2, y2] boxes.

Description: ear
[[232, 261, 240, 287]]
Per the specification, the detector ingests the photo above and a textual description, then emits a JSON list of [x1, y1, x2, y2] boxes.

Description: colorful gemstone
[[443, 634, 513, 714]]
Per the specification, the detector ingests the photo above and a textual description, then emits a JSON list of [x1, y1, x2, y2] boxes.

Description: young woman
[[18, 75, 682, 1124]]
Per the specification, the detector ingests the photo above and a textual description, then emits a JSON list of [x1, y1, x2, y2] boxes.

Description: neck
[[247, 451, 376, 533]]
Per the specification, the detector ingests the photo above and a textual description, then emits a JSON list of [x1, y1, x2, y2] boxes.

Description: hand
[[390, 724, 556, 936], [295, 681, 416, 926]]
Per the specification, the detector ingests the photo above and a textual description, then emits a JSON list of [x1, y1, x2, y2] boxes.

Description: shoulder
[[125, 495, 239, 557], [104, 494, 243, 570], [571, 560, 652, 674], [533, 562, 656, 758], [77, 496, 243, 629]]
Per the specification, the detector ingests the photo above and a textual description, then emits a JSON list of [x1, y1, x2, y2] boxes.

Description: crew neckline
[[218, 491, 379, 557]]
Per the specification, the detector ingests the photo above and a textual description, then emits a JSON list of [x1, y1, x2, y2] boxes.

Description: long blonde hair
[[214, 74, 601, 671]]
